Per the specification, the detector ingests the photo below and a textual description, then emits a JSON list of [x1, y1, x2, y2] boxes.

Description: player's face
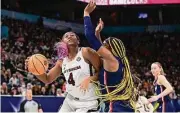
[[26, 89, 33, 100], [62, 32, 79, 46], [151, 63, 161, 77]]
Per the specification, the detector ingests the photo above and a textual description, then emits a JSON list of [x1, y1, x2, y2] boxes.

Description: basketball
[[28, 54, 49, 75]]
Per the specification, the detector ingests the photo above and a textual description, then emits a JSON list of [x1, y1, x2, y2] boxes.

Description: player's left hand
[[148, 95, 159, 103], [80, 77, 91, 92], [95, 18, 104, 33]]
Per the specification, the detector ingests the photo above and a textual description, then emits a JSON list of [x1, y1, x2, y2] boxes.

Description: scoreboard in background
[[77, 0, 180, 5]]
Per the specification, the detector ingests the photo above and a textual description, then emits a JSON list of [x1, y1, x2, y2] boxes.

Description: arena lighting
[[77, 0, 180, 5], [138, 13, 148, 19]]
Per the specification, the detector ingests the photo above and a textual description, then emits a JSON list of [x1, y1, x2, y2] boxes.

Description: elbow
[[41, 77, 52, 85], [166, 86, 174, 94], [39, 78, 50, 84], [42, 80, 50, 85], [169, 87, 174, 93], [45, 80, 53, 85]]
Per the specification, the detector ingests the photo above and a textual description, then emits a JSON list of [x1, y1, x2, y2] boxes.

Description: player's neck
[[68, 46, 78, 60]]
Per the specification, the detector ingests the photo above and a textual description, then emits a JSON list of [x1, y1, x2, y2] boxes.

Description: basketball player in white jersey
[[25, 32, 101, 113]]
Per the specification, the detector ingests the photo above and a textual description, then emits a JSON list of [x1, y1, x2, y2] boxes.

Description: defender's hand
[[84, 0, 96, 15], [95, 18, 104, 33]]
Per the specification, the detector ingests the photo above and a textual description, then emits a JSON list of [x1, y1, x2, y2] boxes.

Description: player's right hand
[[80, 77, 91, 93], [84, 0, 96, 14], [25, 57, 30, 70]]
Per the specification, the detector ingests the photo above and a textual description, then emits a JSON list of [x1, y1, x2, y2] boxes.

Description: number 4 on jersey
[[68, 72, 75, 86]]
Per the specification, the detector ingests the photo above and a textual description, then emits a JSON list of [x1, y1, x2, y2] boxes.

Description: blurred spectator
[[41, 87, 48, 95], [56, 88, 64, 97], [1, 82, 9, 95], [32, 84, 41, 95], [17, 86, 22, 95], [9, 73, 19, 87], [1, 72, 9, 83], [61, 82, 66, 93], [49, 84, 56, 95], [27, 73, 34, 81], [27, 83, 33, 89], [11, 87, 17, 95]]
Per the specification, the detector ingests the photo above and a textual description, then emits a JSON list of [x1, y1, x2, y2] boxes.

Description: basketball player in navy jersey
[[83, 1, 142, 112], [148, 62, 175, 112], [25, 32, 102, 112]]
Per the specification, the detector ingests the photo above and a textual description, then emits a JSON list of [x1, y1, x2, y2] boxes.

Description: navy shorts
[[156, 100, 175, 112], [109, 101, 134, 112]]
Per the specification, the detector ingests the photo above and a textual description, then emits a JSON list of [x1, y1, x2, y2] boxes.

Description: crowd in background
[[1, 17, 180, 100]]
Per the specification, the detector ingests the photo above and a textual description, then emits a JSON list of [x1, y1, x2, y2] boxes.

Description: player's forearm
[[37, 66, 61, 84], [89, 72, 99, 82], [46, 68, 61, 84], [37, 61, 62, 84], [157, 87, 173, 99], [35, 73, 49, 84], [36, 73, 60, 84], [95, 32, 103, 44], [84, 16, 102, 51], [84, 11, 90, 17]]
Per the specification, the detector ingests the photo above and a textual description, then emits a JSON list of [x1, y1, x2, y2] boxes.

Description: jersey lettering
[[68, 72, 75, 86], [64, 66, 81, 74]]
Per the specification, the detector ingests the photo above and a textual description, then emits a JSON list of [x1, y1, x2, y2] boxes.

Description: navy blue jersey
[[154, 78, 175, 112], [99, 57, 133, 112], [155, 84, 170, 102], [99, 57, 124, 94]]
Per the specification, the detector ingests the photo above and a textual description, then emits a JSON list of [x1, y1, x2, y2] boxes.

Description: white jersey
[[62, 48, 98, 100]]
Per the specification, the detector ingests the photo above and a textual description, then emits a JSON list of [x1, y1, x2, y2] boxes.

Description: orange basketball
[[28, 54, 49, 75]]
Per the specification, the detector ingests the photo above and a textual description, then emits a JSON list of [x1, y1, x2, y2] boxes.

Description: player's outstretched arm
[[38, 60, 62, 84], [25, 58, 62, 84], [84, 1, 115, 60], [84, 1, 118, 72], [84, 1, 102, 51]]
